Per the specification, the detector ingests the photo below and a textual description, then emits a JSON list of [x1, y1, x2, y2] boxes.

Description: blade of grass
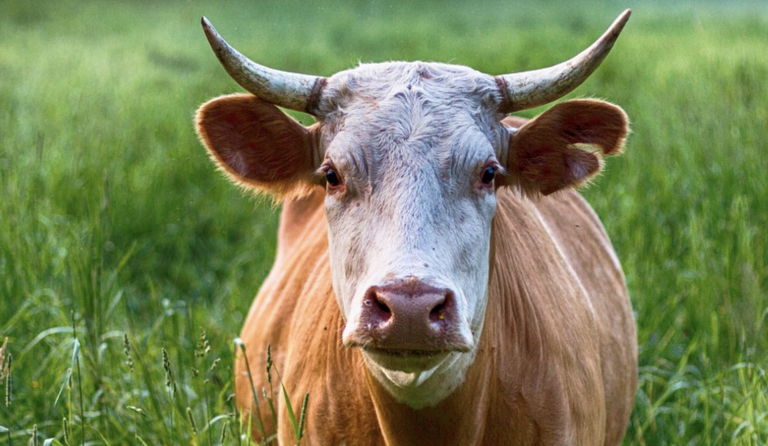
[[280, 381, 299, 442], [297, 393, 309, 442], [234, 338, 266, 439], [71, 314, 85, 446], [269, 347, 308, 444]]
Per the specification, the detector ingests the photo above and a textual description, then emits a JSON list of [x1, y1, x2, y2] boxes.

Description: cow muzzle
[[342, 277, 474, 357]]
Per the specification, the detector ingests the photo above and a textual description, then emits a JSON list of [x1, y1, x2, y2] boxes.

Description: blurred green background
[[1, 0, 766, 444]]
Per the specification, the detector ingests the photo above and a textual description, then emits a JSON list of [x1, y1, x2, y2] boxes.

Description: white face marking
[[316, 62, 508, 407]]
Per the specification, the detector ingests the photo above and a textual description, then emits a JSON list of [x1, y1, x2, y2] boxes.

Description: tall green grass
[[1, 0, 766, 444]]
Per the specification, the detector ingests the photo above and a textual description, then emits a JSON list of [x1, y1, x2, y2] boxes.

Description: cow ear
[[195, 94, 319, 198], [504, 99, 629, 196]]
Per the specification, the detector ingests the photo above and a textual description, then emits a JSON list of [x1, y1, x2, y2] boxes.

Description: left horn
[[495, 9, 631, 113], [201, 17, 327, 114]]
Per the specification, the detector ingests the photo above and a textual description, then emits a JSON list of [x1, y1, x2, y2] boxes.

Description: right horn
[[495, 9, 631, 113], [201, 17, 327, 115]]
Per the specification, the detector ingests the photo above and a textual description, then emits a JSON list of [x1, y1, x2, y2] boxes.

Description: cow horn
[[201, 17, 327, 114], [495, 9, 631, 113]]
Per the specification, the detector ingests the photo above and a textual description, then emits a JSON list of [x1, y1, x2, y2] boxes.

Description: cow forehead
[[317, 61, 508, 172], [318, 61, 503, 112]]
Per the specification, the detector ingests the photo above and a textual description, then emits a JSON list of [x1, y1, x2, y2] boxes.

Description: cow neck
[[363, 335, 496, 445]]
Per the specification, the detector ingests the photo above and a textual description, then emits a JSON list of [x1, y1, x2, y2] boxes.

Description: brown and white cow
[[196, 10, 637, 446]]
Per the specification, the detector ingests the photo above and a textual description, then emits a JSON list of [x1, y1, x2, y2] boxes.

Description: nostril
[[429, 301, 446, 322], [429, 291, 452, 323], [376, 299, 391, 315], [365, 288, 392, 323]]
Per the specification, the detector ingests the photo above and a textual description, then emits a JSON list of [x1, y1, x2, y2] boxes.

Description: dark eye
[[481, 166, 497, 185], [326, 168, 341, 187]]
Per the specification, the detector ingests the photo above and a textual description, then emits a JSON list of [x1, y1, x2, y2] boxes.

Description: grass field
[[1, 0, 767, 444]]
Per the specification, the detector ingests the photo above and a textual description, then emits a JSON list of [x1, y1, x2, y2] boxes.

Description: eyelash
[[480, 165, 497, 185], [478, 161, 504, 188], [320, 162, 345, 191]]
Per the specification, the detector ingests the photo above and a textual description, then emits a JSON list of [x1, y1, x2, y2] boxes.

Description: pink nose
[[354, 277, 466, 352]]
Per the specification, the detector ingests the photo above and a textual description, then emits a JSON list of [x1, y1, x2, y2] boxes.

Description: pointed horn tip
[[613, 9, 632, 30], [495, 10, 633, 113], [200, 17, 225, 52], [597, 9, 631, 46], [200, 16, 218, 39]]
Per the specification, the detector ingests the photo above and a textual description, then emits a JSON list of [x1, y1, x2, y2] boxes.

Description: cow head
[[196, 11, 630, 409]]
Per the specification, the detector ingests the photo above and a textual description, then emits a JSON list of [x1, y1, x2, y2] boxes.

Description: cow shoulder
[[489, 188, 607, 444], [533, 189, 637, 445]]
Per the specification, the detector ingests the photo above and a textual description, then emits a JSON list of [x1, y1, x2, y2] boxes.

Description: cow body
[[236, 184, 636, 446], [195, 12, 637, 445]]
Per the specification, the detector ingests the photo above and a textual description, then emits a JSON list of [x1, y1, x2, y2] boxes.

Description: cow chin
[[361, 347, 478, 409]]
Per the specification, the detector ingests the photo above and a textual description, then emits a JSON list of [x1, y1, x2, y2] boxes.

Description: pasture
[[1, 0, 766, 444]]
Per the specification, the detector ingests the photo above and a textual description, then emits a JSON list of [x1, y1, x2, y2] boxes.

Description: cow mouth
[[363, 347, 451, 358], [362, 346, 453, 374], [345, 338, 473, 355]]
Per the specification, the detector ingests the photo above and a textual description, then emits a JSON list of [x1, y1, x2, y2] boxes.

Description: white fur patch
[[316, 62, 507, 407]]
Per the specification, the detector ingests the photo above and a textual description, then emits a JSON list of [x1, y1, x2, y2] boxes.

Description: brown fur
[[235, 186, 636, 446], [196, 94, 320, 199], [503, 100, 629, 196]]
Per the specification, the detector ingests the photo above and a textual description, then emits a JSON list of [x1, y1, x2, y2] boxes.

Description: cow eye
[[481, 166, 497, 185], [326, 168, 341, 187]]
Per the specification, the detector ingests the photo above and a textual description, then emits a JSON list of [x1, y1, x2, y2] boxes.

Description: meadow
[[1, 0, 766, 444]]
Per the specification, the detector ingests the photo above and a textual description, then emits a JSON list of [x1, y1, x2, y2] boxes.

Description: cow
[[195, 10, 637, 446]]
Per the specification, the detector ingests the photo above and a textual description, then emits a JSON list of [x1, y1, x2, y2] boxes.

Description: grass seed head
[[195, 328, 210, 358], [126, 405, 146, 417], [161, 348, 176, 396], [0, 337, 7, 379], [209, 357, 220, 374], [123, 333, 134, 373], [4, 352, 11, 408], [186, 407, 198, 436], [63, 417, 70, 444]]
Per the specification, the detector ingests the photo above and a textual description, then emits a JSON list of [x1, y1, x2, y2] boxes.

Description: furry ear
[[504, 99, 629, 196], [195, 94, 319, 198]]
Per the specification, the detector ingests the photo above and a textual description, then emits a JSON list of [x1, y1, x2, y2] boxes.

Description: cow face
[[197, 64, 628, 407], [315, 65, 504, 406]]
